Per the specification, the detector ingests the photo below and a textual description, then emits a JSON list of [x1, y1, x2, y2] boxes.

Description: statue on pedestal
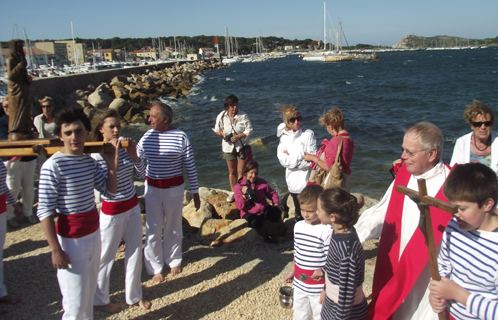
[[6, 39, 33, 141]]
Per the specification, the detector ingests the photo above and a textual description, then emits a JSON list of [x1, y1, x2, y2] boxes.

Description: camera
[[224, 133, 234, 142], [245, 182, 257, 205]]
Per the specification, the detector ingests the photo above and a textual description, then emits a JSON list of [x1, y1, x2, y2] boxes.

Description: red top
[[313, 133, 354, 175]]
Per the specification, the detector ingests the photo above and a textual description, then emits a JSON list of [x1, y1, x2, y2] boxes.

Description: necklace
[[474, 133, 490, 152]]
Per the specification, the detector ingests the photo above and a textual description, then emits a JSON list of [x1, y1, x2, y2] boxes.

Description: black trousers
[[243, 205, 282, 229]]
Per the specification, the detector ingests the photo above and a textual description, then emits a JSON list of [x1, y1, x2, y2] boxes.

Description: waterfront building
[[54, 40, 88, 65]]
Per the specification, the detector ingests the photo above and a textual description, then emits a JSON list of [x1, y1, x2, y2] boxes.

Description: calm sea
[[123, 48, 498, 200]]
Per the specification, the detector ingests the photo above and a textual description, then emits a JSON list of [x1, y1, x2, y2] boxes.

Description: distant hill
[[392, 34, 498, 48]]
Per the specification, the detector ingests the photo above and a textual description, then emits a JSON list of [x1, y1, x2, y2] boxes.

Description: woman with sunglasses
[[450, 100, 498, 172], [277, 105, 316, 221], [304, 107, 354, 191]]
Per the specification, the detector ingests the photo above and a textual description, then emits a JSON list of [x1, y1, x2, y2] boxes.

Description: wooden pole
[[0, 140, 129, 157], [396, 179, 457, 320]]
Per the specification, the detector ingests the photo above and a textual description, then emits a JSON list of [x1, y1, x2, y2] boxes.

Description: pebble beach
[[3, 218, 378, 319]]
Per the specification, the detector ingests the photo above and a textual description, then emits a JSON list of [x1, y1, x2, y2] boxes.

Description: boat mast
[[71, 21, 77, 67], [22, 29, 32, 68], [323, 2, 326, 50]]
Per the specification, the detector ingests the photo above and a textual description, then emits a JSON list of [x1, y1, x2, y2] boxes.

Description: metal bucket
[[278, 283, 293, 309]]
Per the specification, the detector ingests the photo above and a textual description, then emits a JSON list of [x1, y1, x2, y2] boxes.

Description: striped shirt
[[137, 128, 199, 193], [37, 152, 112, 221], [293, 221, 333, 294], [91, 144, 146, 202], [0, 162, 16, 206], [322, 228, 368, 320], [439, 219, 498, 320]]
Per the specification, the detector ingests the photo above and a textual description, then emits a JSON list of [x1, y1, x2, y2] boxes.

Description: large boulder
[[112, 86, 129, 100], [109, 98, 131, 117], [110, 75, 128, 87], [198, 219, 264, 247], [182, 200, 214, 228], [88, 84, 113, 109]]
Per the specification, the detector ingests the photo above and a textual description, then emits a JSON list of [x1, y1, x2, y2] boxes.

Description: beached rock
[[109, 98, 131, 117], [197, 218, 232, 238], [182, 199, 214, 228], [112, 86, 129, 99], [110, 75, 128, 87], [88, 83, 113, 109]]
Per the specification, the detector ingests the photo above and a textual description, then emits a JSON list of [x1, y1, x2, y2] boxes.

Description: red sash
[[146, 176, 184, 189], [0, 194, 6, 214], [367, 164, 453, 320], [56, 208, 99, 239], [101, 194, 138, 215], [294, 264, 325, 285]]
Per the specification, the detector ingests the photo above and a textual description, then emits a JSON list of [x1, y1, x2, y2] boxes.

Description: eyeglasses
[[401, 147, 429, 158], [42, 105, 54, 108], [289, 116, 302, 123], [472, 121, 493, 128]]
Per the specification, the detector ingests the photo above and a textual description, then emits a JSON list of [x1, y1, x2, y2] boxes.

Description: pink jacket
[[311, 134, 354, 175], [234, 177, 279, 218]]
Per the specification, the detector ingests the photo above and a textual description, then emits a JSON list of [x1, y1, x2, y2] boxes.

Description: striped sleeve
[[181, 133, 199, 193], [466, 293, 498, 320], [335, 241, 364, 318], [37, 158, 60, 221], [0, 162, 15, 205]]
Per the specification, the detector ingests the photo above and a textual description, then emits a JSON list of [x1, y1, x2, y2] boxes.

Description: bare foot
[[137, 299, 151, 310], [171, 267, 181, 276], [94, 303, 123, 314], [0, 295, 21, 304], [152, 273, 164, 283]]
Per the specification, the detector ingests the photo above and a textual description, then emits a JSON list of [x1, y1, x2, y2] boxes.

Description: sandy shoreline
[[3, 217, 378, 319]]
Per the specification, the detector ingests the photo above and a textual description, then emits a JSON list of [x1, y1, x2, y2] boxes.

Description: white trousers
[[144, 183, 184, 275], [0, 213, 7, 298], [57, 229, 101, 320], [293, 287, 323, 320], [94, 204, 143, 306], [3, 159, 36, 218]]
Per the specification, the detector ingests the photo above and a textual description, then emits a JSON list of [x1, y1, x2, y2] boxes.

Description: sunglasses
[[472, 121, 493, 127], [289, 116, 302, 123]]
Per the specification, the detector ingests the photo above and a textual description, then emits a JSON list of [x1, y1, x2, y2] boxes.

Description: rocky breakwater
[[62, 60, 227, 125]]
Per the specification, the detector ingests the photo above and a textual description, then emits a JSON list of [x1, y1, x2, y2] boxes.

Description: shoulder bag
[[309, 136, 343, 189]]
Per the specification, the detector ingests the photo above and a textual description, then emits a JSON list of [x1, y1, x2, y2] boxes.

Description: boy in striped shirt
[[429, 163, 498, 320], [37, 107, 118, 320], [284, 184, 332, 320]]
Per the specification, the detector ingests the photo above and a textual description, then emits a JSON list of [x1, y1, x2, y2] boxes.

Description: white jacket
[[450, 131, 498, 174], [277, 123, 317, 193]]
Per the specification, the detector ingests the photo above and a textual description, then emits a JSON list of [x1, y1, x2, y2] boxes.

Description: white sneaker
[[226, 192, 235, 203]]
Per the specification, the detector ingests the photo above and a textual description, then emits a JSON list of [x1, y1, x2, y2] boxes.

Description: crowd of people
[[0, 95, 495, 320]]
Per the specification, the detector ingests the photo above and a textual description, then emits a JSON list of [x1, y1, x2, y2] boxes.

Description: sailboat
[[222, 27, 241, 64]]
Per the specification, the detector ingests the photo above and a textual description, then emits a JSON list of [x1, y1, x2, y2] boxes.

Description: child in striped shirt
[[284, 184, 332, 320], [429, 163, 498, 320], [315, 187, 367, 320]]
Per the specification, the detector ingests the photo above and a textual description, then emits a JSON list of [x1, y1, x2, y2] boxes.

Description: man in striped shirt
[[138, 101, 200, 283], [37, 107, 118, 320], [429, 163, 498, 320]]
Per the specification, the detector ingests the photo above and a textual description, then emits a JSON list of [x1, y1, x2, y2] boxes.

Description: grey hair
[[151, 100, 173, 124], [405, 122, 443, 161]]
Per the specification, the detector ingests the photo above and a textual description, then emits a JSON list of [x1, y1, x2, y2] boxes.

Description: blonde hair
[[319, 107, 344, 132], [277, 104, 301, 131], [463, 100, 494, 126], [90, 108, 121, 141], [38, 96, 54, 105]]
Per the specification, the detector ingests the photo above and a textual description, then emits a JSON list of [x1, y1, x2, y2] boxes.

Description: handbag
[[309, 136, 343, 189]]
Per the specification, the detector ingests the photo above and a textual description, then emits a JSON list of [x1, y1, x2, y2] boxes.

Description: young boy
[[429, 162, 498, 320], [284, 184, 332, 320], [37, 107, 118, 319]]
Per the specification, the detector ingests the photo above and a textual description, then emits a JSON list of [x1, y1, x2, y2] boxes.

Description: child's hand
[[319, 289, 325, 304], [428, 291, 446, 314], [429, 277, 470, 306], [283, 271, 294, 283], [311, 269, 324, 282]]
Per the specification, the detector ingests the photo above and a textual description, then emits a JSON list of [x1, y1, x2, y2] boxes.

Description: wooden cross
[[0, 138, 129, 157], [397, 179, 457, 320]]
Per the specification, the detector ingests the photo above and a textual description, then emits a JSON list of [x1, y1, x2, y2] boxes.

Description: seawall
[[28, 62, 178, 112]]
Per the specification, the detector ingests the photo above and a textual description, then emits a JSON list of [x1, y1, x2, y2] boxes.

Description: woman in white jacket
[[277, 105, 316, 221], [450, 100, 498, 174]]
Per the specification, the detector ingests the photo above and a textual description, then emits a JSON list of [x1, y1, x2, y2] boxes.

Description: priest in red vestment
[[355, 122, 453, 320]]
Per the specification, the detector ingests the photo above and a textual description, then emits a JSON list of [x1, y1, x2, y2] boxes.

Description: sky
[[1, 0, 497, 47]]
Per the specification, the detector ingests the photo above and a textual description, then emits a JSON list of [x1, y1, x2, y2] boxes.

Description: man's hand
[[51, 248, 71, 270], [124, 138, 140, 162], [193, 193, 201, 211]]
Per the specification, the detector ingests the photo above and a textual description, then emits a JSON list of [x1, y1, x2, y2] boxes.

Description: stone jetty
[[35, 60, 227, 125]]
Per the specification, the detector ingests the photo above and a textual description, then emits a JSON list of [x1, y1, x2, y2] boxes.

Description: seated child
[[37, 106, 118, 319], [315, 187, 367, 320], [429, 162, 498, 320], [284, 184, 332, 320]]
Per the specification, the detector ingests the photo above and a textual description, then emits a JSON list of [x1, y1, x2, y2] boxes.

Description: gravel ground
[[2, 218, 378, 320]]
